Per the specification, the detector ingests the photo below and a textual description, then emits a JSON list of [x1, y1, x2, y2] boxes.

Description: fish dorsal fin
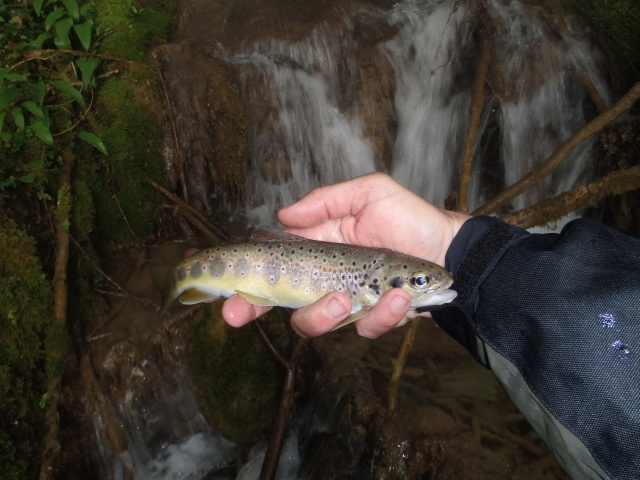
[[250, 229, 307, 243]]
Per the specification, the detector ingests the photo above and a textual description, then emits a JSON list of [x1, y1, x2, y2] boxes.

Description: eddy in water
[[160, 231, 456, 329]]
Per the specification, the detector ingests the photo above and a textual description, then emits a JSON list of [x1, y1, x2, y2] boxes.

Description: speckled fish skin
[[163, 232, 456, 328]]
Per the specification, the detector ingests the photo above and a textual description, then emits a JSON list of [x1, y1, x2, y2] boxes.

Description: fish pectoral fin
[[179, 288, 219, 305], [236, 290, 277, 307], [330, 308, 371, 332]]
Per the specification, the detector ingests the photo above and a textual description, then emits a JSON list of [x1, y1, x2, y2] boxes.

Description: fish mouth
[[412, 288, 457, 308]]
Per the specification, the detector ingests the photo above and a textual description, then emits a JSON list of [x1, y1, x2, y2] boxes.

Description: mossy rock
[[188, 303, 294, 443], [571, 0, 640, 85], [0, 215, 53, 479]]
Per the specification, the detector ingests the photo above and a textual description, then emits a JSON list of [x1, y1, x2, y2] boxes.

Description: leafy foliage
[[0, 0, 107, 194]]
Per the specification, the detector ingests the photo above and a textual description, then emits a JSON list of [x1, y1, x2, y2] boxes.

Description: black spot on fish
[[390, 276, 404, 288], [369, 283, 381, 295], [190, 263, 203, 278], [177, 268, 187, 281], [209, 256, 226, 277]]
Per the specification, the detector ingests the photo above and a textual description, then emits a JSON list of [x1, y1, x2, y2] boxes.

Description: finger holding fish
[[222, 296, 273, 327]]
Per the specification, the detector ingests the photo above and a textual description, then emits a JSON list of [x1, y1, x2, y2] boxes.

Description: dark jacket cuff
[[430, 216, 529, 364]]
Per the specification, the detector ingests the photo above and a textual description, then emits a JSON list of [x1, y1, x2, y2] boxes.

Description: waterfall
[[226, 0, 610, 226]]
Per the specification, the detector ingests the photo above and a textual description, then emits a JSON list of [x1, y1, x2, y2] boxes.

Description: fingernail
[[325, 298, 347, 319], [391, 295, 409, 313]]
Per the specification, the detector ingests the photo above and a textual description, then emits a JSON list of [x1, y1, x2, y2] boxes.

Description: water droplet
[[599, 313, 616, 328], [611, 340, 631, 360]]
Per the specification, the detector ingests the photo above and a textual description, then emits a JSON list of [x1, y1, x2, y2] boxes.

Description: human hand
[[222, 172, 470, 337]]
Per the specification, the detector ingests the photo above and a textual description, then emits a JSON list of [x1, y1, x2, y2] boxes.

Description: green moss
[[572, 0, 640, 84], [95, 0, 174, 61], [82, 73, 163, 243], [188, 304, 293, 443], [0, 216, 53, 479]]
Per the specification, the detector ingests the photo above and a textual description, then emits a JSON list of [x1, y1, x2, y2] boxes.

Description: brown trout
[[161, 231, 456, 329]]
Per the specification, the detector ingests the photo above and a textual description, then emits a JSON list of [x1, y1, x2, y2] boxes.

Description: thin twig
[[70, 235, 158, 309], [387, 320, 420, 413], [110, 186, 141, 242], [255, 321, 307, 480], [154, 62, 189, 202], [149, 180, 228, 242], [458, 35, 492, 213]]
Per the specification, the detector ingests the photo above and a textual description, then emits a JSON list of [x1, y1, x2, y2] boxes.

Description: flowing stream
[[86, 0, 612, 478]]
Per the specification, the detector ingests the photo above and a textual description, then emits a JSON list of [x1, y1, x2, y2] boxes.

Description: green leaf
[[60, 0, 79, 21], [39, 392, 49, 409], [75, 57, 99, 88], [34, 0, 46, 16], [10, 107, 24, 131], [0, 86, 20, 110], [45, 8, 67, 31], [53, 17, 74, 50], [73, 22, 93, 51], [78, 131, 108, 156], [22, 101, 44, 121], [4, 73, 28, 82], [79, 5, 94, 23], [20, 172, 36, 183], [30, 120, 53, 145], [34, 82, 46, 107], [61, 219, 70, 231], [32, 31, 52, 49], [49, 80, 85, 107]]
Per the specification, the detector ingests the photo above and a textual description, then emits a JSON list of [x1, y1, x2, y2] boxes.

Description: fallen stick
[[501, 164, 640, 229]]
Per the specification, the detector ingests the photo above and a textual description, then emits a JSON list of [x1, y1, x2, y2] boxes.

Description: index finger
[[277, 172, 393, 229]]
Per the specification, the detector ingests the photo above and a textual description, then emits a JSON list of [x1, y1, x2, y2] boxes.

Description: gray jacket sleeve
[[431, 216, 640, 480]]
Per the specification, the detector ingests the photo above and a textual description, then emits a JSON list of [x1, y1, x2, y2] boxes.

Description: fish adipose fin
[[236, 290, 277, 307], [330, 308, 371, 331]]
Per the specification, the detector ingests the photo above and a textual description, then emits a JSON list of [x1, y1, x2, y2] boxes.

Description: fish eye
[[410, 272, 430, 288]]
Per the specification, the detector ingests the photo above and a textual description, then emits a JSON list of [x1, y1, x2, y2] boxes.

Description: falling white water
[[384, 0, 474, 201], [230, 20, 377, 226], [227, 0, 610, 227], [477, 0, 611, 212]]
